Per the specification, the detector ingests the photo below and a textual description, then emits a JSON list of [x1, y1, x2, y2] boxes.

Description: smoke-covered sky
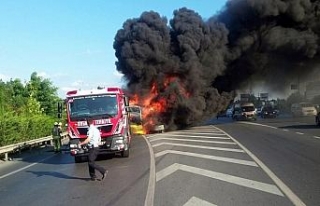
[[114, 0, 320, 130]]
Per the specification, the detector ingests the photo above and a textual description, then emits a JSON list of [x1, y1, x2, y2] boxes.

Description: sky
[[0, 0, 228, 97]]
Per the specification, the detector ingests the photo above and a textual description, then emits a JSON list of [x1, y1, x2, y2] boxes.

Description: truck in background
[[65, 87, 132, 163]]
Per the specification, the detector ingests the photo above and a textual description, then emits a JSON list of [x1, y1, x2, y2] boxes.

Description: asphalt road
[[214, 115, 320, 206], [149, 127, 292, 206], [0, 135, 150, 206], [1, 115, 319, 206]]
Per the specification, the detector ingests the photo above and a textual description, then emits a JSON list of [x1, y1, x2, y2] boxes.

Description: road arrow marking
[[149, 137, 236, 145], [152, 142, 244, 153], [151, 134, 230, 140], [155, 150, 258, 167], [183, 197, 217, 206], [212, 126, 306, 206], [156, 163, 283, 196]]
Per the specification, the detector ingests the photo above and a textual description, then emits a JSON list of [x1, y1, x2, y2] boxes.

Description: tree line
[[0, 72, 61, 147]]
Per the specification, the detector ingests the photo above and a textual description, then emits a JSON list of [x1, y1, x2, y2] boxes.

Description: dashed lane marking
[[151, 142, 244, 153], [296, 132, 304, 135], [155, 150, 258, 167], [0, 155, 55, 179], [313, 136, 320, 139]]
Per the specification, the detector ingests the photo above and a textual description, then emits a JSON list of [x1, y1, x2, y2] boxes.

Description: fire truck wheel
[[121, 148, 129, 158]]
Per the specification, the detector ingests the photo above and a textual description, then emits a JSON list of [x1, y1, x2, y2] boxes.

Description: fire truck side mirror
[[58, 102, 63, 113], [124, 96, 129, 106], [57, 102, 63, 118]]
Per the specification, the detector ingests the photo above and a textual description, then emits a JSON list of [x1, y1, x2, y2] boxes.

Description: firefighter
[[58, 122, 63, 150], [52, 122, 62, 153]]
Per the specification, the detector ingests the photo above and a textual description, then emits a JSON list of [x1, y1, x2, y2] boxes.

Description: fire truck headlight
[[115, 139, 124, 144], [69, 144, 78, 148]]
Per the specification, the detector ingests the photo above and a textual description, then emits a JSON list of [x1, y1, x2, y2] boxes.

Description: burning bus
[[128, 105, 164, 134]]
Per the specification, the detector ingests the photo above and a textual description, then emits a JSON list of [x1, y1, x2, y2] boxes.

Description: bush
[[0, 114, 56, 147]]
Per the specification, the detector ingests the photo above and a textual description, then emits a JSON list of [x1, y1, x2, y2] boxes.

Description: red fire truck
[[65, 87, 132, 163]]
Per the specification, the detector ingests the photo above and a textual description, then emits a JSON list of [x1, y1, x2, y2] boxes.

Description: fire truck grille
[[77, 125, 113, 136], [99, 125, 113, 133], [77, 128, 88, 135]]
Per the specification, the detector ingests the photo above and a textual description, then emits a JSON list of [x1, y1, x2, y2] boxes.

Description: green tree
[[26, 72, 60, 116], [0, 80, 13, 116], [23, 94, 43, 115], [6, 79, 28, 114], [0, 73, 61, 146]]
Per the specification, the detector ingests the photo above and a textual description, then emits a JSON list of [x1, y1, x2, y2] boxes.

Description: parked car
[[261, 106, 277, 118], [291, 102, 317, 117], [256, 107, 262, 116]]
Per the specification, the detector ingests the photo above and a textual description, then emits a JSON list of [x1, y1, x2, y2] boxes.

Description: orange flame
[[129, 76, 189, 133]]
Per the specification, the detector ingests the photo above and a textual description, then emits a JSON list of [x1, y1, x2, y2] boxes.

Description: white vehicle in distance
[[291, 102, 317, 117], [232, 102, 257, 121]]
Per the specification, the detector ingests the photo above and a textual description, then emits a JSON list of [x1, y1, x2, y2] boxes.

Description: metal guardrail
[[0, 132, 69, 161]]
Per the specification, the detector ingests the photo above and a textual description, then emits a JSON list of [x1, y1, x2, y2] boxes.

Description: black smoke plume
[[214, 0, 320, 92], [114, 0, 320, 130]]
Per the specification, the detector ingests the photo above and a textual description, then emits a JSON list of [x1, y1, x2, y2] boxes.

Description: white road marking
[[143, 135, 155, 206], [212, 126, 306, 206], [283, 129, 289, 132], [152, 142, 244, 153], [155, 150, 258, 167], [171, 131, 226, 135], [156, 163, 283, 196], [296, 132, 304, 135], [313, 136, 320, 139], [183, 197, 217, 206], [190, 130, 222, 133], [151, 134, 230, 140], [149, 137, 236, 145], [0, 155, 55, 179], [238, 122, 278, 129]]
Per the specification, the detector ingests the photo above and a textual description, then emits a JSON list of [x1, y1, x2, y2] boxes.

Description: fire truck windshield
[[68, 94, 118, 121]]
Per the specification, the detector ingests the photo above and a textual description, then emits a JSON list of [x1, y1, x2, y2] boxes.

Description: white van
[[233, 102, 257, 121], [291, 102, 317, 117]]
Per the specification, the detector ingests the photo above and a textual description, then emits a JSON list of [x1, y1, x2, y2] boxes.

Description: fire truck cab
[[65, 87, 131, 163]]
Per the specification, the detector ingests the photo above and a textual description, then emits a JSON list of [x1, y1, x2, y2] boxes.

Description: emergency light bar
[[107, 87, 121, 93], [67, 90, 77, 95], [66, 87, 124, 97]]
